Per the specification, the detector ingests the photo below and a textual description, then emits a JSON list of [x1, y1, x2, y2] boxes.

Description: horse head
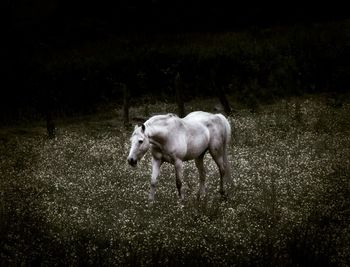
[[127, 124, 150, 167]]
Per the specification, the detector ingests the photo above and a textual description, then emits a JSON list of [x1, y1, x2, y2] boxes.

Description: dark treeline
[[1, 1, 350, 123]]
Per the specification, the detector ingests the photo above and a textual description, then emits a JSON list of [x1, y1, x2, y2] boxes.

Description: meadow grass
[[1, 95, 349, 266]]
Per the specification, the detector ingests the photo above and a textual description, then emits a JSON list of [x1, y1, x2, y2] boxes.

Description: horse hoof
[[177, 201, 184, 209], [220, 191, 228, 201], [197, 192, 206, 201]]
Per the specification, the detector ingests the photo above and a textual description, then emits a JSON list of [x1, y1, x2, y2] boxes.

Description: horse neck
[[145, 117, 175, 144], [145, 123, 167, 142]]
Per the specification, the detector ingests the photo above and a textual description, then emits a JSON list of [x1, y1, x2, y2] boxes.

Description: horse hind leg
[[174, 159, 184, 200], [195, 153, 206, 199], [209, 146, 229, 197]]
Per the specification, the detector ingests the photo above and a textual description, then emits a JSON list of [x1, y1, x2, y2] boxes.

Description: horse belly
[[183, 130, 209, 160]]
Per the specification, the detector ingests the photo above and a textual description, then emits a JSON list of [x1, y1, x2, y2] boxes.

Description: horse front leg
[[174, 159, 184, 200], [149, 157, 162, 201]]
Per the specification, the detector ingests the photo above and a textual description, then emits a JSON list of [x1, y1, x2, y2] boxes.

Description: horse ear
[[141, 124, 145, 132], [134, 125, 139, 130]]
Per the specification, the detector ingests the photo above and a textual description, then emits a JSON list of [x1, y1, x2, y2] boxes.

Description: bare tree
[[46, 110, 55, 139], [175, 72, 185, 118], [122, 83, 130, 127], [209, 67, 232, 115]]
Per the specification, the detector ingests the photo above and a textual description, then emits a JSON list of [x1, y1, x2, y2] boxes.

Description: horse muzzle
[[127, 157, 137, 167]]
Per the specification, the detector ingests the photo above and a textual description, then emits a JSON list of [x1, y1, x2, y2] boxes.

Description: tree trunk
[[46, 109, 55, 139], [211, 79, 232, 115], [217, 85, 232, 115], [123, 83, 130, 127], [175, 72, 185, 118], [210, 68, 231, 115]]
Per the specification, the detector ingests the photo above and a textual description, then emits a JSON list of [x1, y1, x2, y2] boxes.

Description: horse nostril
[[128, 157, 137, 167]]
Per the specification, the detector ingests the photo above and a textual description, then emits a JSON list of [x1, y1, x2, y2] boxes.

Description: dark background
[[1, 3, 350, 266], [1, 1, 349, 122]]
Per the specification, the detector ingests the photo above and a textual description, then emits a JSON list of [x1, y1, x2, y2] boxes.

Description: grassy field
[[1, 95, 350, 266]]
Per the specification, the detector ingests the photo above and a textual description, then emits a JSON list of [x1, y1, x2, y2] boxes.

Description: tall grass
[[1, 95, 349, 266]]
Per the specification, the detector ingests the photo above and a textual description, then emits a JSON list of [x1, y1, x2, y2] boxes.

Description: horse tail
[[217, 113, 231, 152], [217, 114, 231, 182]]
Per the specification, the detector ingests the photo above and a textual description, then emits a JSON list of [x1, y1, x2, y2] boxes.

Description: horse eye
[[138, 140, 143, 144]]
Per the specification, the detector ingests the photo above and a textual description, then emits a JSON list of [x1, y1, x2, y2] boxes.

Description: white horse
[[127, 111, 231, 201]]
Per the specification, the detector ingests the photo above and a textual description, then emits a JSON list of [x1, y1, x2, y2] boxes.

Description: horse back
[[183, 111, 230, 144]]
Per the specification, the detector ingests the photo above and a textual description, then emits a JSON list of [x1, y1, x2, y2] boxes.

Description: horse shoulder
[[154, 119, 186, 160]]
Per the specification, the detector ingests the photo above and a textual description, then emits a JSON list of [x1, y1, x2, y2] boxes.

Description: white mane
[[143, 114, 180, 141]]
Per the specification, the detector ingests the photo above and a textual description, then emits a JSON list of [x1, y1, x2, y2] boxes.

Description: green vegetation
[[1, 95, 349, 266]]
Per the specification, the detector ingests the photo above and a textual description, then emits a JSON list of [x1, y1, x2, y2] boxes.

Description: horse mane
[[144, 113, 180, 138], [145, 113, 178, 125]]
